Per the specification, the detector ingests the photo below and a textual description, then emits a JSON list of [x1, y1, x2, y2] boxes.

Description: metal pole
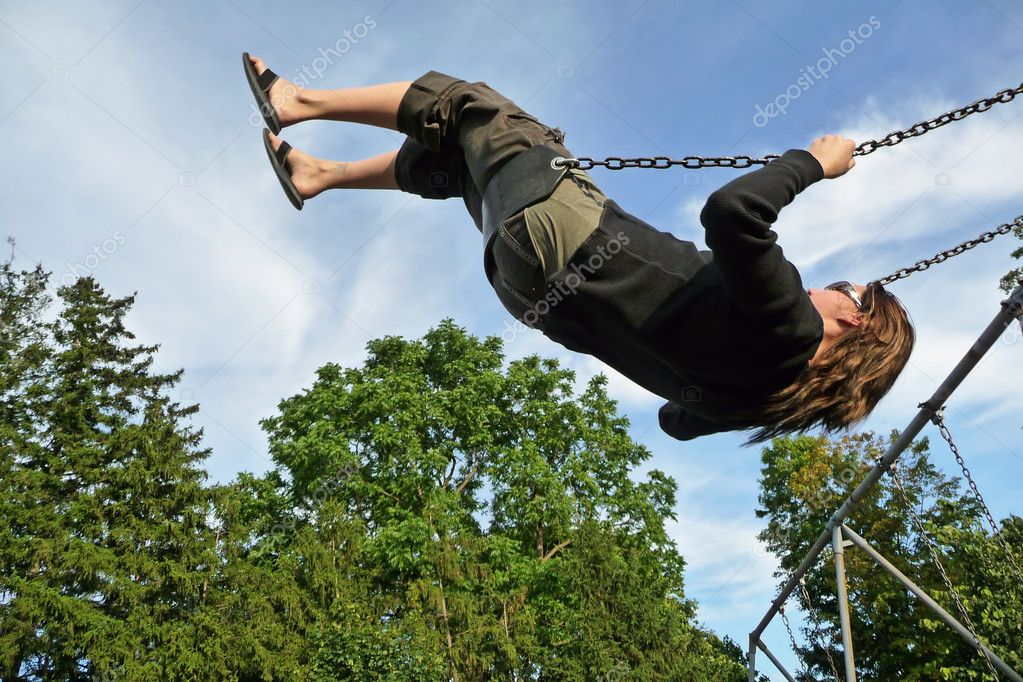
[[843, 526, 1023, 682], [747, 635, 757, 682], [755, 639, 798, 682], [749, 287, 1023, 644], [833, 526, 857, 681]]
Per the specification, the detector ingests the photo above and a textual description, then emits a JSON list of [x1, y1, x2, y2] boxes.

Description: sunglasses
[[825, 281, 866, 311]]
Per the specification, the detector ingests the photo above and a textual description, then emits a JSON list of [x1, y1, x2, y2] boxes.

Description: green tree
[[199, 472, 321, 680], [0, 251, 53, 680], [253, 318, 749, 681], [0, 264, 220, 680], [756, 431, 1023, 681], [999, 220, 1023, 293], [0, 256, 755, 680]]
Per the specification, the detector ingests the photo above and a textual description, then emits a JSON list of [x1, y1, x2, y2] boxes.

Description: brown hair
[[742, 281, 915, 446]]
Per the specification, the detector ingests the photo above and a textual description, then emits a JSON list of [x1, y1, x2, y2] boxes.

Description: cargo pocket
[[504, 110, 566, 145], [492, 212, 545, 297], [504, 110, 543, 127], [488, 211, 548, 328]]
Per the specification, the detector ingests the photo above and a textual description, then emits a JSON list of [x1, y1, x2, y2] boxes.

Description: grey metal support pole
[[843, 526, 1023, 682], [755, 639, 798, 682], [749, 286, 1023, 645], [832, 526, 857, 681], [747, 635, 756, 682]]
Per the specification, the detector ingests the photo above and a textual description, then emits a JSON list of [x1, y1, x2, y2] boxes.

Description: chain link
[[555, 81, 1023, 172], [930, 411, 1023, 585], [874, 215, 1023, 286], [888, 464, 1001, 680], [854, 83, 1023, 157], [557, 153, 784, 171], [799, 576, 842, 681], [779, 604, 807, 678]]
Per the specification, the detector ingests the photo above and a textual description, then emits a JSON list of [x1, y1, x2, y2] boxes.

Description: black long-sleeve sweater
[[537, 148, 826, 440]]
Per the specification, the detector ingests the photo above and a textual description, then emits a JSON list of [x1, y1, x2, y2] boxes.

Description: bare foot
[[248, 55, 316, 128], [266, 132, 348, 200]]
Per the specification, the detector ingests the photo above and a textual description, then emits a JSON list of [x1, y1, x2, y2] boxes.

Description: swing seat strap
[[481, 144, 569, 253]]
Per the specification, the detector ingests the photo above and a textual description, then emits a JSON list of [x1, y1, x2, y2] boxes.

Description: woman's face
[[807, 283, 867, 339]]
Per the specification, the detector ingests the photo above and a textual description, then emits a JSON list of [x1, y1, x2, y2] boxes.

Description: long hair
[[742, 281, 915, 446]]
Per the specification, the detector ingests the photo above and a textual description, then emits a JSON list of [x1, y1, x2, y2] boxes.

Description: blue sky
[[3, 1, 1022, 677]]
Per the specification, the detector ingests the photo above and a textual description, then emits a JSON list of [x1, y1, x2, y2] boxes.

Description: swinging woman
[[243, 57, 915, 444]]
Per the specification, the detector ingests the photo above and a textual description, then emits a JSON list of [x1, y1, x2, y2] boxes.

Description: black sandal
[[243, 51, 282, 134], [262, 129, 304, 210]]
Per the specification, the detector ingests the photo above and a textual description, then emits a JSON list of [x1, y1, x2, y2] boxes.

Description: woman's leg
[[251, 58, 561, 227], [250, 55, 418, 200], [247, 55, 409, 130], [263, 132, 484, 226], [263, 134, 400, 198]]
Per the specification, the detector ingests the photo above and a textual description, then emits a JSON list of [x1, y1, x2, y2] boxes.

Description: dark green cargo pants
[[393, 70, 608, 321]]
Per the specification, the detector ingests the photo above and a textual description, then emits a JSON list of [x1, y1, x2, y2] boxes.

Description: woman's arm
[[658, 401, 729, 440], [699, 136, 854, 319]]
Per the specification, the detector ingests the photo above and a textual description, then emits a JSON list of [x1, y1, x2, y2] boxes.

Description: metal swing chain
[[798, 576, 842, 681], [554, 81, 1023, 287], [875, 214, 1023, 286], [929, 409, 1023, 585], [556, 152, 782, 171], [854, 81, 1023, 157], [556, 81, 1023, 172], [888, 464, 1001, 680], [779, 604, 808, 677]]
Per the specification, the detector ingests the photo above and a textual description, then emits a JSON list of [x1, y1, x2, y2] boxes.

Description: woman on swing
[[243, 57, 915, 445]]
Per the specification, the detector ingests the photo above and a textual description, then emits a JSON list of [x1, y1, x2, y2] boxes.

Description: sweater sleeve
[[658, 401, 730, 441], [699, 149, 825, 319]]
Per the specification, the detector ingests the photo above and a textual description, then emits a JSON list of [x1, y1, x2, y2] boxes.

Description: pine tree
[[0, 267, 219, 680], [0, 250, 54, 680]]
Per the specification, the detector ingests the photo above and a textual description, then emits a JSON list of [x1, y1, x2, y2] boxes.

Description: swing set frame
[[747, 285, 1023, 682]]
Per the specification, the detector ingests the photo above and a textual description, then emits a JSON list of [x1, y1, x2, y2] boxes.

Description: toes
[[268, 132, 299, 168], [267, 131, 283, 152]]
